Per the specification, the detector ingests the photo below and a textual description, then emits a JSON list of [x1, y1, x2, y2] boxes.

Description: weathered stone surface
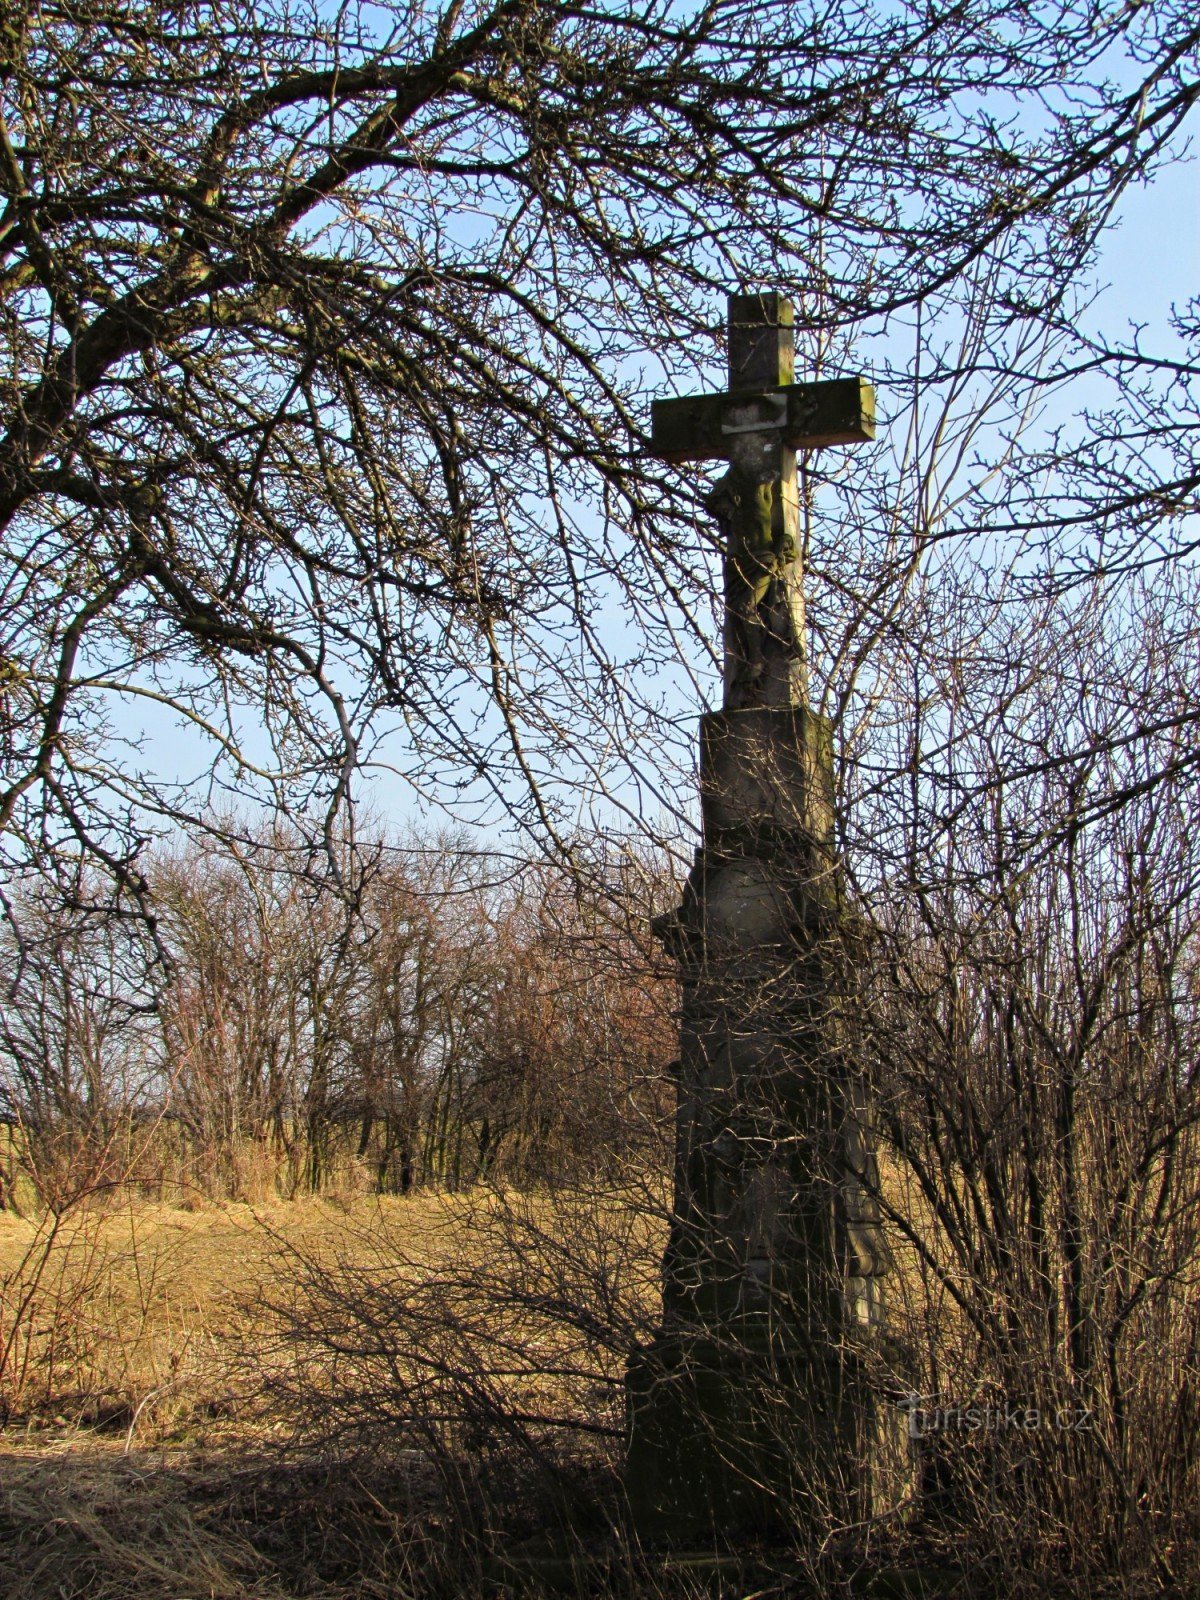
[[651, 376, 875, 463], [729, 290, 795, 389], [626, 293, 895, 1546], [700, 706, 834, 846], [626, 1334, 871, 1540], [627, 703, 894, 1541]]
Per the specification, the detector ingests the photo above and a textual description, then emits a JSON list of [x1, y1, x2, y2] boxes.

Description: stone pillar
[[626, 299, 891, 1543]]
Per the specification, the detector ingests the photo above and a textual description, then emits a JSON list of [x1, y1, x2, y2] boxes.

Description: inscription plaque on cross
[[651, 293, 874, 710], [626, 292, 894, 1546]]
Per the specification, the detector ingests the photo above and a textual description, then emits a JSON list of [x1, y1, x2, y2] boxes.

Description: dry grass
[[0, 1189, 672, 1598], [0, 1436, 466, 1599], [0, 1194, 478, 1598], [0, 1194, 460, 1436], [1, 1446, 274, 1599], [4, 1179, 1185, 1597], [0, 1181, 977, 1598]]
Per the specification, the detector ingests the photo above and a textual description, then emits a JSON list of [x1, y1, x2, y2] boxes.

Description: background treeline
[[0, 832, 675, 1211]]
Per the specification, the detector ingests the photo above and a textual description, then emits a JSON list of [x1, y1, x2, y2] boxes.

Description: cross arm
[[651, 376, 875, 464]]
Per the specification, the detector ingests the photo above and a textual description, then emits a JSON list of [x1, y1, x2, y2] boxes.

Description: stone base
[[625, 1329, 897, 1545]]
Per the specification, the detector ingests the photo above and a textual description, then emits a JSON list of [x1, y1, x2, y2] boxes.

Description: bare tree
[[0, 880, 158, 1208], [0, 0, 1195, 932], [0, 824, 672, 1201], [154, 825, 366, 1197]]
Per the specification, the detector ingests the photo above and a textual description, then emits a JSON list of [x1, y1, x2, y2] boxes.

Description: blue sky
[[111, 91, 1200, 855]]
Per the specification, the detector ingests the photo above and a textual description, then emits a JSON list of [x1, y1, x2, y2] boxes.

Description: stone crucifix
[[626, 294, 893, 1545], [651, 293, 873, 711]]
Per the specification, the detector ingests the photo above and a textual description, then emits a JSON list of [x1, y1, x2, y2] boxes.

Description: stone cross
[[626, 293, 893, 1545], [651, 293, 873, 710]]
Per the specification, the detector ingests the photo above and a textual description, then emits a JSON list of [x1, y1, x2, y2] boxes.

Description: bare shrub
[[845, 579, 1200, 1586], [246, 1181, 667, 1582]]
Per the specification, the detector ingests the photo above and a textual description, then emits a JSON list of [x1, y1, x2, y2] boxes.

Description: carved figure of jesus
[[649, 294, 873, 711], [706, 462, 798, 705]]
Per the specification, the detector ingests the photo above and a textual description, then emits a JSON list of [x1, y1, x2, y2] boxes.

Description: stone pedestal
[[626, 706, 893, 1543]]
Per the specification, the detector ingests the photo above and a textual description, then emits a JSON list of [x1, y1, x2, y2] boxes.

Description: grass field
[[0, 1195, 495, 1599], [3, 1182, 1187, 1597], [0, 1194, 465, 1429]]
